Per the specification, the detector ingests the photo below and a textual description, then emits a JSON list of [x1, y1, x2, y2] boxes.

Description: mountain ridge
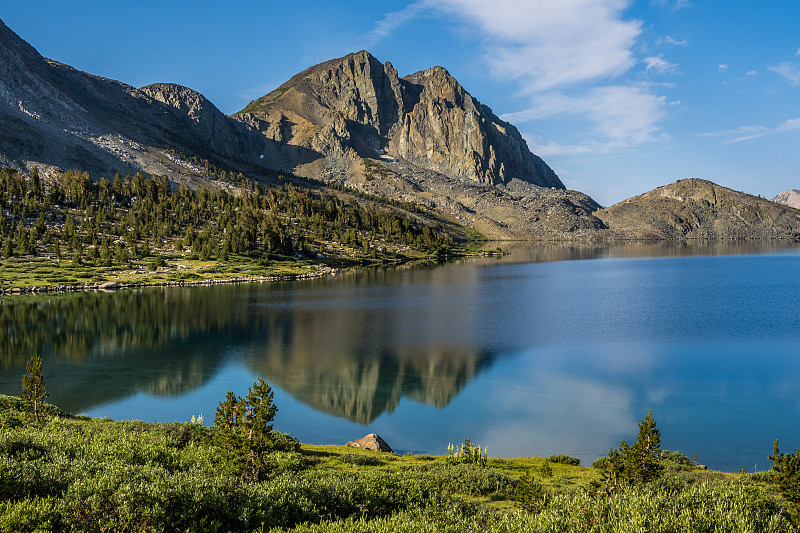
[[2, 17, 799, 242], [235, 50, 563, 190]]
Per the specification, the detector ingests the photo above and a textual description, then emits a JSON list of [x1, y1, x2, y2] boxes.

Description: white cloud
[[431, 0, 642, 91], [746, 70, 758, 76], [699, 118, 800, 144], [365, 0, 670, 156], [718, 64, 729, 72], [644, 55, 679, 75], [660, 35, 688, 46], [796, 47, 800, 57], [364, 2, 429, 47], [504, 85, 668, 150], [770, 61, 800, 85], [429, 0, 671, 154], [652, 0, 691, 10]]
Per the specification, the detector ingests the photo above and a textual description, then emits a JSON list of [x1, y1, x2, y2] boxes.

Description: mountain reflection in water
[[0, 267, 495, 422], [1, 241, 799, 471]]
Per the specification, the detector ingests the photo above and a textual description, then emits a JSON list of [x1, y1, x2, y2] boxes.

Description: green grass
[[0, 254, 349, 291], [1, 395, 794, 532]]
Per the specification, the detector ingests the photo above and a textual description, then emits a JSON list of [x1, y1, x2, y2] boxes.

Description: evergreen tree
[[603, 410, 663, 494], [20, 355, 48, 423], [2, 235, 13, 258], [619, 410, 663, 483], [213, 378, 282, 480], [770, 440, 800, 519]]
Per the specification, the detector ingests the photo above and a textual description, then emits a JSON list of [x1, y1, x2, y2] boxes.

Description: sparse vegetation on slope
[[0, 167, 465, 291]]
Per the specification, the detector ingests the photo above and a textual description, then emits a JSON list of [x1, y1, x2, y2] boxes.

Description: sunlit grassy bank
[[1, 393, 796, 532]]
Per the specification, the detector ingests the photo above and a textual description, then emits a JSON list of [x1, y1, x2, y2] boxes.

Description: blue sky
[[4, 1, 800, 206]]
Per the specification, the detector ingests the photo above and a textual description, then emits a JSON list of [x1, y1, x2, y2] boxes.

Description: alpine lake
[[2, 241, 799, 473]]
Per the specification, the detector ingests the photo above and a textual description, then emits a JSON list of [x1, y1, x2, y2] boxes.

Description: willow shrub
[[282, 481, 794, 533]]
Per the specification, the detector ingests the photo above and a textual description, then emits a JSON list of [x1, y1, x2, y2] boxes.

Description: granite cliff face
[[596, 179, 800, 240], [233, 51, 599, 239], [237, 51, 562, 189]]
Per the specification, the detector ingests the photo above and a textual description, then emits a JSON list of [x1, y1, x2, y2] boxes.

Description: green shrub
[[340, 453, 384, 466], [547, 454, 580, 466], [661, 449, 696, 472]]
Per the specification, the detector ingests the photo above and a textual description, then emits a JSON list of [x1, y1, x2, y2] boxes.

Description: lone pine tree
[[20, 354, 48, 423], [603, 410, 664, 496]]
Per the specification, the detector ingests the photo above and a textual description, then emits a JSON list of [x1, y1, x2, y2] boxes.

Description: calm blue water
[[1, 243, 799, 471]]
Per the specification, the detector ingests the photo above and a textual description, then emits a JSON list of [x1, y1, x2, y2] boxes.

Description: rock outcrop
[[346, 434, 393, 453], [236, 51, 562, 190], [596, 179, 800, 240], [771, 189, 800, 210], [234, 51, 595, 239]]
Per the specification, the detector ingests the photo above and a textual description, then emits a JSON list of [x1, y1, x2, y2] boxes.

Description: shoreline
[[0, 268, 338, 295]]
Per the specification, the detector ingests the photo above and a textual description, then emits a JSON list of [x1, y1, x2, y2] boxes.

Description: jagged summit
[[236, 50, 563, 189]]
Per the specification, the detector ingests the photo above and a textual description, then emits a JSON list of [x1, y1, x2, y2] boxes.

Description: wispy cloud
[[365, 0, 672, 155], [644, 55, 679, 75], [700, 118, 800, 144], [432, 0, 641, 91], [363, 2, 428, 48], [770, 61, 800, 85], [660, 35, 688, 46], [651, 0, 691, 10], [718, 64, 729, 72], [503, 85, 668, 150]]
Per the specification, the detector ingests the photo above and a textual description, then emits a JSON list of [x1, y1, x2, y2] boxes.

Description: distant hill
[[771, 189, 800, 209], [595, 178, 800, 240]]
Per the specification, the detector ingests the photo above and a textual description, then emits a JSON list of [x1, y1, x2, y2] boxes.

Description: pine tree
[[769, 440, 800, 519], [620, 410, 663, 483], [214, 378, 281, 480], [603, 410, 663, 492], [20, 355, 48, 423], [2, 235, 13, 258]]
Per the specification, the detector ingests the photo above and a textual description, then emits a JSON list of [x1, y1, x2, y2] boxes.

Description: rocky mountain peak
[[771, 189, 800, 209], [237, 51, 563, 189]]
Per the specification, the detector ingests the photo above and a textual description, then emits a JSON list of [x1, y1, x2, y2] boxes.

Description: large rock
[[346, 433, 393, 453]]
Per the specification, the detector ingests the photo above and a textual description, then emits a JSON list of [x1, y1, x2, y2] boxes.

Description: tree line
[[0, 167, 454, 265]]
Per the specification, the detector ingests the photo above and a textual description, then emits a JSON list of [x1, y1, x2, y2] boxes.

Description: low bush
[[547, 454, 581, 466], [340, 453, 385, 466]]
